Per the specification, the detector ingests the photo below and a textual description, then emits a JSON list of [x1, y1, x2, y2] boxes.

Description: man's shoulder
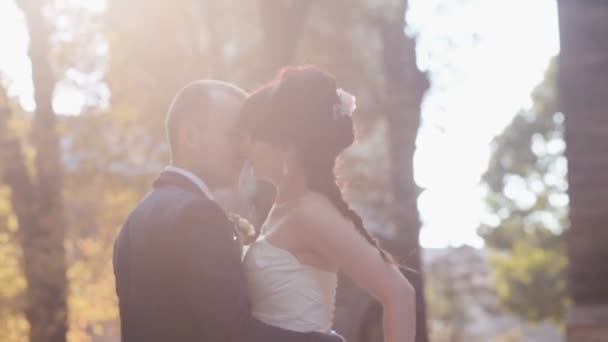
[[158, 184, 213, 208], [136, 187, 235, 248], [125, 186, 224, 231]]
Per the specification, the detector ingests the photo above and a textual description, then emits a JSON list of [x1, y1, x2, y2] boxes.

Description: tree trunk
[[254, 0, 312, 82], [559, 0, 608, 340], [379, 1, 429, 341], [17, 1, 69, 341]]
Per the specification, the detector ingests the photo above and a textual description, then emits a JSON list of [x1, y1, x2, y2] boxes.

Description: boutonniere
[[226, 212, 257, 245]]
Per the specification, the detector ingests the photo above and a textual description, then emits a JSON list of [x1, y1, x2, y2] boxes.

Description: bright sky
[[409, 0, 560, 247], [0, 0, 559, 248]]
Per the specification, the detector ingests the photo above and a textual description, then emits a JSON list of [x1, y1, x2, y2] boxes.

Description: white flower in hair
[[333, 88, 357, 119]]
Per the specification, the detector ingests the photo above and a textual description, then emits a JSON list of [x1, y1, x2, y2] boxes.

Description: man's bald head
[[165, 80, 249, 188], [165, 80, 247, 160]]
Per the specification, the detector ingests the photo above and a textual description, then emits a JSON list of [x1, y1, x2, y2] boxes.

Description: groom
[[113, 80, 344, 342]]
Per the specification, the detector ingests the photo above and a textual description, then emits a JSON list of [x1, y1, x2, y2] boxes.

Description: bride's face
[[247, 139, 286, 184]]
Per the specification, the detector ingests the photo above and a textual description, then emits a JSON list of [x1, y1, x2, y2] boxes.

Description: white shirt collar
[[164, 165, 214, 200]]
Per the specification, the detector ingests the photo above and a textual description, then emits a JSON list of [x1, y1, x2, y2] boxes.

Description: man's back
[[114, 174, 217, 341]]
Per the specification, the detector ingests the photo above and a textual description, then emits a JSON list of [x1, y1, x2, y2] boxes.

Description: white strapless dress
[[243, 237, 338, 333]]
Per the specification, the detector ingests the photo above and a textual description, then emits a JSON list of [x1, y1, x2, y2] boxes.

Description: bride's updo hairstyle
[[240, 65, 392, 263]]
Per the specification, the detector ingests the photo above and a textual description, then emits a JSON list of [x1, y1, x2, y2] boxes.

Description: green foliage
[[491, 243, 568, 323], [480, 58, 569, 323], [425, 259, 470, 341], [0, 186, 28, 341]]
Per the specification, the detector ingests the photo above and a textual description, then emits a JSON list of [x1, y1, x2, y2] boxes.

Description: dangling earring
[[282, 159, 289, 177]]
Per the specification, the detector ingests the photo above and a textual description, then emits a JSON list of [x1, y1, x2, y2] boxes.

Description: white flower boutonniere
[[227, 212, 257, 245]]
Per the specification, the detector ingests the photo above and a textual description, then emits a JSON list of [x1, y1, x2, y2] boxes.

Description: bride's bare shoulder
[[291, 192, 367, 261], [293, 192, 354, 232]]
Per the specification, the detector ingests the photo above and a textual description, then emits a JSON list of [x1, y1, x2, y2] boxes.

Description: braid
[[304, 159, 394, 263]]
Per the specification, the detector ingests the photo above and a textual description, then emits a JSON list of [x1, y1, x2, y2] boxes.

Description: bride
[[239, 65, 416, 342]]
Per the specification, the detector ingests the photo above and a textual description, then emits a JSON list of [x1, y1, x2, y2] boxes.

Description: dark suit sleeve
[[177, 198, 343, 342], [113, 224, 131, 340]]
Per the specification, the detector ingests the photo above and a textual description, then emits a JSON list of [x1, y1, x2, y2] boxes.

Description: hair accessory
[[333, 88, 357, 119]]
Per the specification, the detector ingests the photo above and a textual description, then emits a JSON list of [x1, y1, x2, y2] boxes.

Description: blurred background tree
[[424, 256, 470, 341], [0, 82, 30, 341], [480, 59, 569, 323], [1, 0, 70, 339]]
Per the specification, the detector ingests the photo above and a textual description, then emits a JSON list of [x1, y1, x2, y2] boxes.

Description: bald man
[[113, 80, 343, 342]]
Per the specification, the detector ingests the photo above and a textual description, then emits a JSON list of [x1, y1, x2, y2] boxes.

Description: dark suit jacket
[[113, 171, 343, 342]]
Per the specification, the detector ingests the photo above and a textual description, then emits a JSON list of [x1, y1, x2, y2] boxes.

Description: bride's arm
[[295, 200, 416, 342]]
